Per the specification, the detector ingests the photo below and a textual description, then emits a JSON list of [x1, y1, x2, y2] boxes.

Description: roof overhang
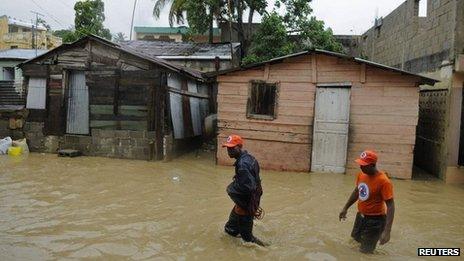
[[206, 50, 439, 85]]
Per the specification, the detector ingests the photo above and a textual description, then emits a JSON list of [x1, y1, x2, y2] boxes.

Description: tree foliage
[[53, 0, 112, 43], [52, 29, 78, 43], [242, 12, 294, 64], [243, 0, 343, 64], [113, 32, 127, 43], [73, 0, 111, 40], [152, 0, 267, 44]]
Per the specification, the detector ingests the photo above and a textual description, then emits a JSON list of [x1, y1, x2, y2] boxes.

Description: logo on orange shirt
[[358, 182, 369, 201]]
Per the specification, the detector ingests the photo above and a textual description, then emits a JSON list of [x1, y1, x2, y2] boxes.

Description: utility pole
[[31, 11, 44, 56], [129, 0, 138, 41], [228, 0, 234, 65]]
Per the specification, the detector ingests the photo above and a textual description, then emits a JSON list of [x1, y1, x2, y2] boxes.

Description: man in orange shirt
[[339, 150, 395, 253]]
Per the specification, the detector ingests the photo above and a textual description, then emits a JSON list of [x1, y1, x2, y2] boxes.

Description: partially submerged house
[[120, 40, 241, 72], [213, 50, 438, 179], [18, 35, 214, 160]]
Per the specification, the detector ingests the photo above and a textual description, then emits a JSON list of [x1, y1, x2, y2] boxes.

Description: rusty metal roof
[[206, 50, 439, 85], [120, 40, 240, 59], [20, 34, 206, 81]]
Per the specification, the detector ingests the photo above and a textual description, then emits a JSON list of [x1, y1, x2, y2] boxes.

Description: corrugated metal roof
[[0, 49, 48, 60], [134, 26, 221, 36], [207, 50, 439, 85], [120, 41, 240, 59], [19, 34, 206, 81]]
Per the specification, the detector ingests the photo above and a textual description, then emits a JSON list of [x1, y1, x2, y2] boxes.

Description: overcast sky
[[2, 0, 411, 39]]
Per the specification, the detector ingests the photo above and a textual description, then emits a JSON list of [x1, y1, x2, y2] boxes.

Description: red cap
[[222, 135, 243, 148], [355, 150, 378, 166]]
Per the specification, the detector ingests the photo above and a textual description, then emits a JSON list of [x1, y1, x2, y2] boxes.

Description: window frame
[[246, 80, 279, 121]]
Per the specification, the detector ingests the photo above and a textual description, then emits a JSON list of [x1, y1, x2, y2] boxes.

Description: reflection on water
[[0, 153, 463, 260]]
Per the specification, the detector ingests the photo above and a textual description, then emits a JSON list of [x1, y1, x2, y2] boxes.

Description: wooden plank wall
[[217, 55, 315, 172], [21, 40, 161, 132], [217, 53, 421, 178], [346, 66, 419, 179]]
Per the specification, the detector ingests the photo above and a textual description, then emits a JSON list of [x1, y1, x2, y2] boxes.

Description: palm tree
[[113, 32, 127, 43], [152, 0, 187, 27]]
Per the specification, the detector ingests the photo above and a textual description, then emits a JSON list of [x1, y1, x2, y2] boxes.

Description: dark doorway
[[458, 85, 464, 166]]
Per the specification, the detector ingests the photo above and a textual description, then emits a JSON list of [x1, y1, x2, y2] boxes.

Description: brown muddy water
[[0, 153, 463, 260]]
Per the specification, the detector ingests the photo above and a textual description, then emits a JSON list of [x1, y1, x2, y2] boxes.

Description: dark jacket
[[227, 151, 262, 213]]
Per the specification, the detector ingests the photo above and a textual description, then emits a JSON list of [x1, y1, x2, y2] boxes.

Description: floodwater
[[0, 153, 463, 260]]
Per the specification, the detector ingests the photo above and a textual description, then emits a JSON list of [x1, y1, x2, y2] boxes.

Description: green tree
[[113, 32, 127, 43], [242, 12, 294, 64], [73, 0, 112, 40], [153, 0, 222, 43], [152, 0, 267, 45], [275, 0, 342, 52], [243, 0, 342, 64], [153, 0, 187, 26], [53, 29, 79, 43]]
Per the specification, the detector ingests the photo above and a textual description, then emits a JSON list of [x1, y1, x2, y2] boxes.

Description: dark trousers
[[224, 208, 254, 242], [351, 212, 386, 253]]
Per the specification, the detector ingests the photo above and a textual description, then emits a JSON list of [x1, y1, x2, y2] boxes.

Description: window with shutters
[[247, 81, 278, 120]]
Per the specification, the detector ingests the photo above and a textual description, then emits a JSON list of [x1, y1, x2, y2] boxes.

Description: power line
[[56, 0, 73, 9], [29, 0, 67, 27], [31, 11, 44, 56]]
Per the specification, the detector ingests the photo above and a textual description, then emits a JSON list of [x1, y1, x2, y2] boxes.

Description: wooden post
[[312, 55, 317, 83], [114, 69, 121, 130], [152, 70, 165, 161], [181, 78, 194, 137], [264, 64, 270, 80], [360, 63, 366, 83]]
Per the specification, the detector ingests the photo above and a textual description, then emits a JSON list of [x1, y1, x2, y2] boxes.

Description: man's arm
[[339, 187, 359, 221], [232, 166, 256, 195], [380, 198, 395, 244]]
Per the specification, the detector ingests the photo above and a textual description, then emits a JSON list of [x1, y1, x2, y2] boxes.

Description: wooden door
[[66, 71, 89, 134], [44, 75, 65, 135], [311, 87, 351, 173]]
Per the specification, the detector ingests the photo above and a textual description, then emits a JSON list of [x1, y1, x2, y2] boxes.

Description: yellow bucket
[[8, 146, 22, 156]]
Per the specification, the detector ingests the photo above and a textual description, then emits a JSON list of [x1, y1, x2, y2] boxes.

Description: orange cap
[[222, 135, 243, 148], [355, 150, 378, 166]]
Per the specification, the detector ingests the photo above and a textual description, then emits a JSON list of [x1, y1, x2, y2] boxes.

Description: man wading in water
[[222, 135, 265, 246], [339, 150, 395, 253]]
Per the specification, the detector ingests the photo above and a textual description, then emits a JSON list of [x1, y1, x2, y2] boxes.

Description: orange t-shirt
[[356, 171, 393, 216]]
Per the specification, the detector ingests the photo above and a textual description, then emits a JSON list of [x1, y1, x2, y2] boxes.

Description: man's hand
[[339, 208, 347, 221], [379, 230, 390, 245]]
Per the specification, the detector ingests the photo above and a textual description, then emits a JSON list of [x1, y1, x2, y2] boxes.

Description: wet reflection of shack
[[18, 35, 214, 161]]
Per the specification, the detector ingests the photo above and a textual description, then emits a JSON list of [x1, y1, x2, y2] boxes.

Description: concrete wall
[[357, 0, 464, 182], [359, 0, 458, 73], [0, 117, 156, 160]]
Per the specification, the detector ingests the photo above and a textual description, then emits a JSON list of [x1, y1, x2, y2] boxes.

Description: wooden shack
[[213, 51, 438, 179], [19, 35, 213, 160]]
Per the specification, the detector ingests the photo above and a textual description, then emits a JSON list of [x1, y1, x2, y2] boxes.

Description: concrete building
[[214, 51, 437, 179], [0, 15, 62, 50], [356, 0, 464, 183], [133, 26, 221, 43]]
